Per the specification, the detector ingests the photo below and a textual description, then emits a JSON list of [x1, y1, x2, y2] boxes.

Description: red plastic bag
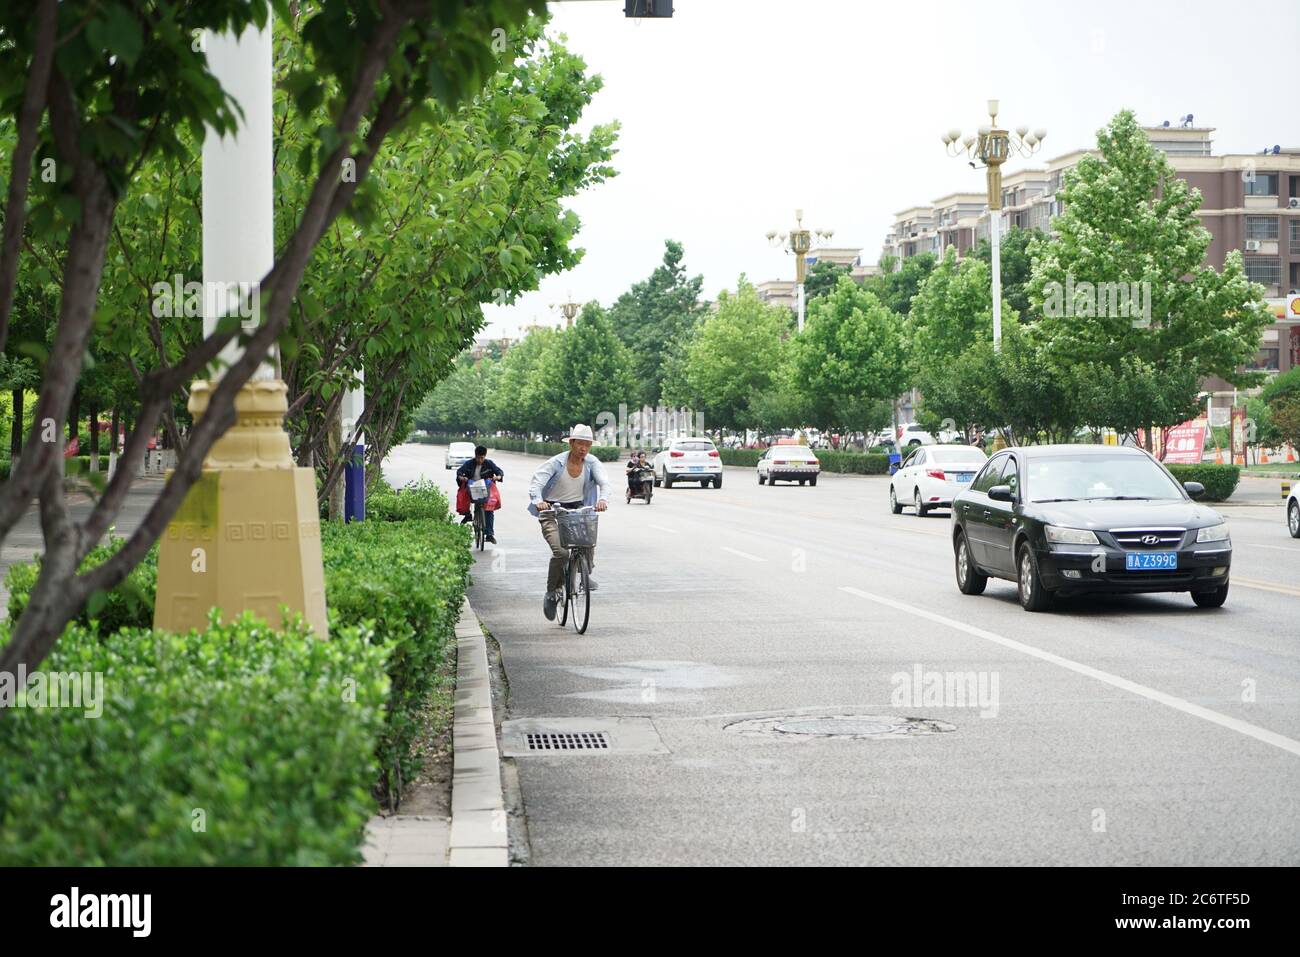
[[455, 484, 471, 515], [485, 482, 501, 511]]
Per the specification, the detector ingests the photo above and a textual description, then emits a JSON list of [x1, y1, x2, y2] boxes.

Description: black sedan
[[951, 445, 1232, 611]]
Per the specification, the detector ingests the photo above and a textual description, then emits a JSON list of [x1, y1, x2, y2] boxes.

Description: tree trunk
[[10, 388, 22, 459], [89, 400, 99, 472], [327, 400, 343, 521], [67, 386, 80, 452]]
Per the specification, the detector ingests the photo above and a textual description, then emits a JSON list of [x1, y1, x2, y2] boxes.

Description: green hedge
[[0, 478, 473, 862], [414, 432, 621, 461], [320, 516, 471, 799], [0, 615, 390, 866], [717, 447, 891, 474], [1165, 463, 1241, 502]]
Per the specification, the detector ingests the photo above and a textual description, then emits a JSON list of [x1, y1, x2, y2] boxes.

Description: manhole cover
[[724, 714, 956, 739], [526, 731, 609, 752]]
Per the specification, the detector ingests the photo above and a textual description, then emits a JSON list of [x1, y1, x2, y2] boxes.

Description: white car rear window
[[930, 447, 986, 464], [772, 447, 815, 458], [674, 441, 715, 451]]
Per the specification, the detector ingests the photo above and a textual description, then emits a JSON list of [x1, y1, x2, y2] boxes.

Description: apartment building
[[880, 124, 1300, 378], [755, 246, 880, 311]]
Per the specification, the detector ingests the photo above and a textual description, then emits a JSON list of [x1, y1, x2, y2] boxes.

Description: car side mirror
[[988, 484, 1015, 503], [1183, 481, 1205, 500]]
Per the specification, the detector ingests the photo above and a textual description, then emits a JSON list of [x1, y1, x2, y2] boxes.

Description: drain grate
[[526, 731, 610, 751]]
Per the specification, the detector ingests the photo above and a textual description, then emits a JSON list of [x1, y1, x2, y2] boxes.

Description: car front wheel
[[954, 534, 987, 596], [889, 485, 903, 514], [1289, 501, 1300, 538], [1017, 545, 1054, 612], [1192, 583, 1229, 608]]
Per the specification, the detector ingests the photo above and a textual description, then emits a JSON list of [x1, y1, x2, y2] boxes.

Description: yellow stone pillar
[[153, 379, 328, 637]]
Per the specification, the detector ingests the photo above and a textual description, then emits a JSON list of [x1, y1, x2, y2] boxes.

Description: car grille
[[1109, 528, 1186, 550]]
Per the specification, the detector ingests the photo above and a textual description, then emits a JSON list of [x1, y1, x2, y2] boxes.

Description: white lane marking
[[649, 524, 678, 534], [721, 546, 765, 562], [1232, 576, 1300, 598], [840, 585, 1300, 759]]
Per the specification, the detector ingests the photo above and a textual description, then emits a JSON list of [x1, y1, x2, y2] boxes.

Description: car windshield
[[1026, 453, 1184, 502], [930, 447, 986, 464]]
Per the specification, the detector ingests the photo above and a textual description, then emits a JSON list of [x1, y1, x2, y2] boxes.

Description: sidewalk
[[0, 475, 166, 617]]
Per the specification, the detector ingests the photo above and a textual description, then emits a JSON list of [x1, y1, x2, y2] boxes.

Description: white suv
[[654, 437, 723, 489]]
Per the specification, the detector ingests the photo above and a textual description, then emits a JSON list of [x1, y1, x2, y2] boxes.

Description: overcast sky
[[479, 0, 1300, 339]]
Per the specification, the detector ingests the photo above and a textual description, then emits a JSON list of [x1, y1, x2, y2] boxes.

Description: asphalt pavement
[[385, 443, 1300, 866]]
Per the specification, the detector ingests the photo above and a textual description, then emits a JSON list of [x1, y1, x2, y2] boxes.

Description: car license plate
[[1125, 551, 1178, 571], [954, 472, 974, 483], [689, 466, 704, 472]]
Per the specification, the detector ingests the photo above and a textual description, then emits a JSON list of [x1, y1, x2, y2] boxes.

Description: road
[[385, 443, 1300, 866]]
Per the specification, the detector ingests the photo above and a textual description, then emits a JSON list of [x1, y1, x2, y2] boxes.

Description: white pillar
[[202, 23, 275, 378], [990, 209, 1002, 350], [796, 283, 806, 334]]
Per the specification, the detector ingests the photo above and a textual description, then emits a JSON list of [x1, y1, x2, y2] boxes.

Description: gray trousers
[[539, 514, 595, 592]]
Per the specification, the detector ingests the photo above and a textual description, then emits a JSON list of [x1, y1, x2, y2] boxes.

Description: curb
[[448, 598, 509, 867]]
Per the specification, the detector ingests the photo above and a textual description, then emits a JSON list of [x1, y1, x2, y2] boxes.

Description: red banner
[[1160, 418, 1208, 464]]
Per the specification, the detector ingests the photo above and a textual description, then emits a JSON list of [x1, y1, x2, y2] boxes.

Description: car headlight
[[1044, 525, 1099, 545], [1196, 523, 1230, 543]]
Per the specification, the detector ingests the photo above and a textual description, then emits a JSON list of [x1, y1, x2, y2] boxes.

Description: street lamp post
[[943, 100, 1045, 350], [767, 210, 833, 333], [551, 298, 580, 328]]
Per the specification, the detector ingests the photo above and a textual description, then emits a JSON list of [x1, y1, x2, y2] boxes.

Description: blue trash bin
[[888, 452, 902, 475]]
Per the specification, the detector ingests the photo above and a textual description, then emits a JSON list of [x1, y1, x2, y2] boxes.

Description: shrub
[[1164, 463, 1241, 502], [365, 478, 451, 522], [321, 518, 472, 802], [0, 614, 390, 865], [718, 449, 762, 467], [817, 451, 891, 474], [6, 537, 158, 633]]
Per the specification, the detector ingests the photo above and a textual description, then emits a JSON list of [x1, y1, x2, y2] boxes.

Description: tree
[[670, 279, 792, 434], [864, 251, 936, 315], [551, 302, 636, 435], [1270, 397, 1300, 456], [607, 240, 706, 405], [792, 275, 909, 440], [0, 0, 547, 675], [487, 325, 563, 437], [803, 259, 851, 303], [970, 227, 1044, 320], [1028, 109, 1273, 447]]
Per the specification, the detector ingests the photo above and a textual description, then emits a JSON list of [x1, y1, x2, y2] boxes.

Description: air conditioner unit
[[1289, 197, 1300, 208], [1245, 239, 1262, 251]]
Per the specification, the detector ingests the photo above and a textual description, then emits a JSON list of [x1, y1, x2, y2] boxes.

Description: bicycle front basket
[[468, 479, 490, 502], [556, 508, 598, 548]]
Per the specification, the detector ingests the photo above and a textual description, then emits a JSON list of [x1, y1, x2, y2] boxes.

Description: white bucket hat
[[563, 424, 595, 443]]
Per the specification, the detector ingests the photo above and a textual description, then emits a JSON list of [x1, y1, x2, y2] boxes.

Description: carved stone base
[[153, 380, 328, 637]]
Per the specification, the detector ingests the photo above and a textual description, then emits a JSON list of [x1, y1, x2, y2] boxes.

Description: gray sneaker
[[543, 590, 559, 621]]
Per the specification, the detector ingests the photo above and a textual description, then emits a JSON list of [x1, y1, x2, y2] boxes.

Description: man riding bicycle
[[528, 424, 610, 621], [456, 445, 504, 544]]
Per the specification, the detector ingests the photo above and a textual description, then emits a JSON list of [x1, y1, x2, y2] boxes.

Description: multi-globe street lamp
[[942, 100, 1046, 349], [550, 296, 581, 328], [766, 209, 833, 333]]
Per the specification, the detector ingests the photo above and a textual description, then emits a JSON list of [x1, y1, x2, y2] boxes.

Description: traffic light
[[625, 0, 673, 16]]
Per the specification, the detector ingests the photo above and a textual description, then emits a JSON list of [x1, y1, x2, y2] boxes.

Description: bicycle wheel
[[558, 555, 571, 626], [473, 505, 485, 550], [569, 552, 591, 634]]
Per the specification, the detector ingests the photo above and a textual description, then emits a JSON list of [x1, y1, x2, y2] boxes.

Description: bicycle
[[468, 478, 496, 551], [539, 505, 598, 634]]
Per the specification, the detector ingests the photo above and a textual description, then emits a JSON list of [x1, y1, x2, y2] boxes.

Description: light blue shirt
[[527, 452, 611, 517]]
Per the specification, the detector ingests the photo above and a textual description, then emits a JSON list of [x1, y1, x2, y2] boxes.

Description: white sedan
[[1288, 482, 1299, 538], [889, 444, 988, 516], [757, 445, 820, 486], [654, 437, 723, 488], [445, 441, 475, 471]]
